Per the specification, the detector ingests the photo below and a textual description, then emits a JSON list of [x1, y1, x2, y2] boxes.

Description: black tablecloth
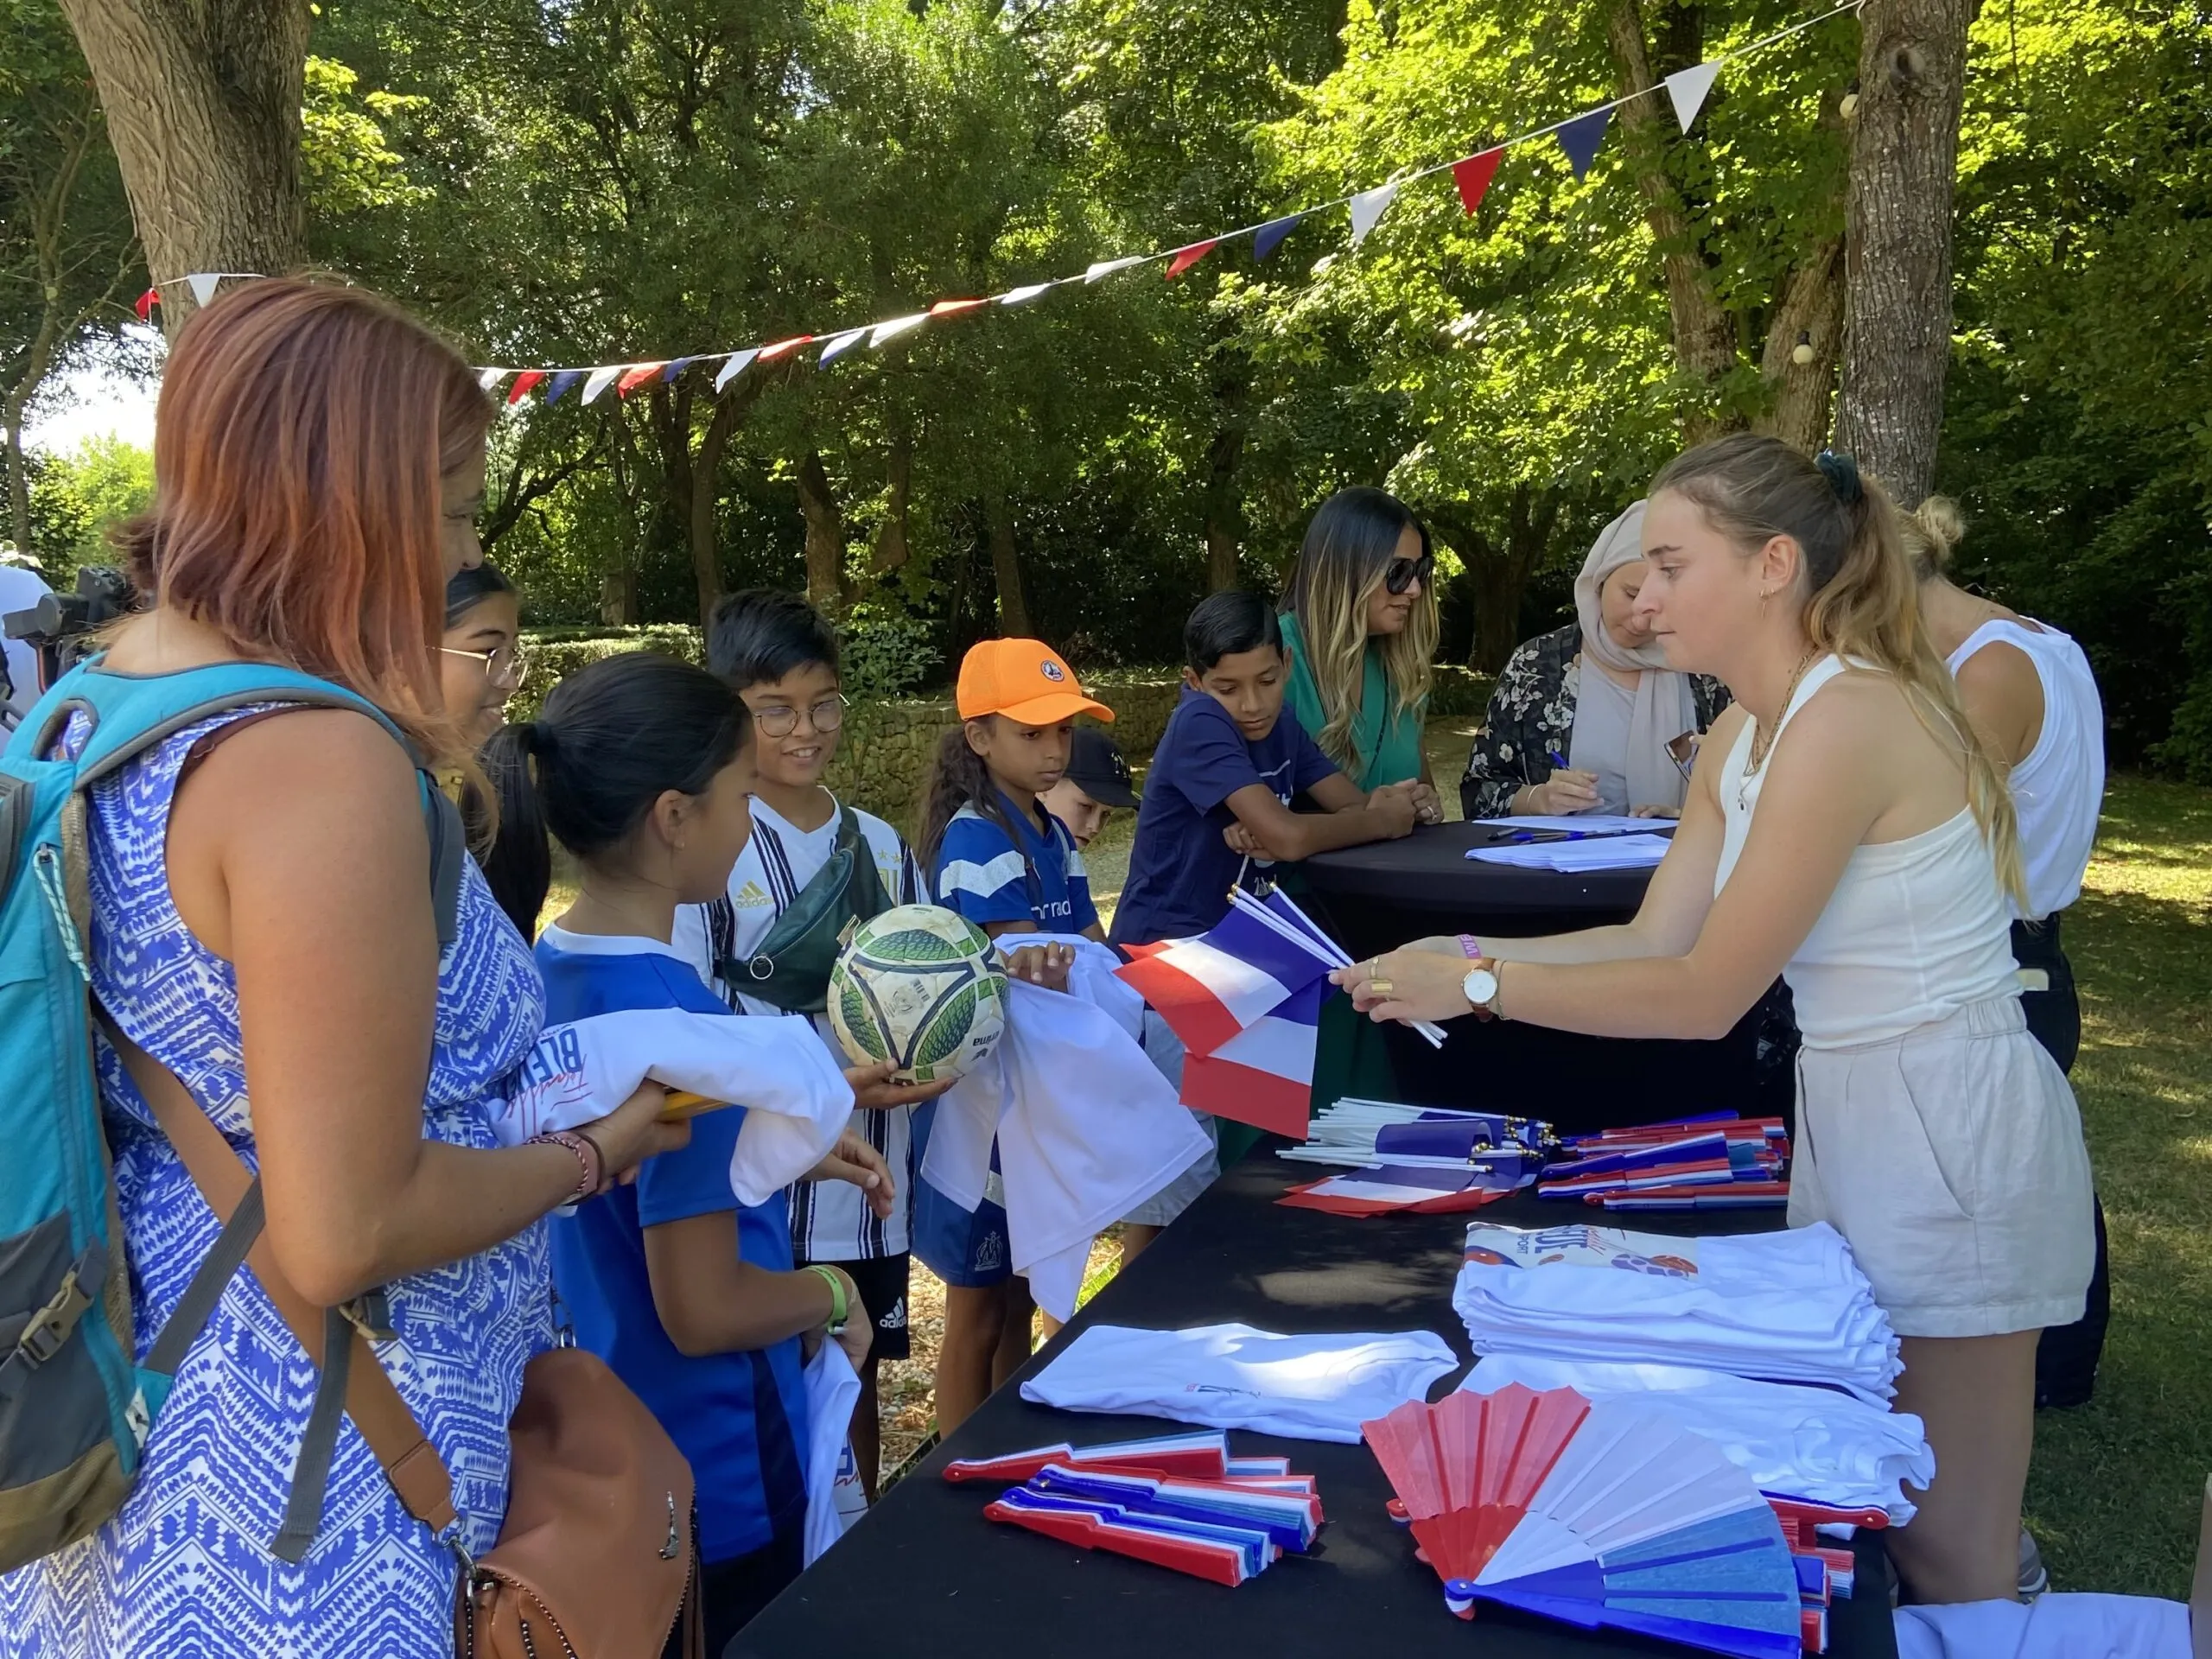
[[734, 1154, 1895, 1659], [1299, 824, 1795, 1135]]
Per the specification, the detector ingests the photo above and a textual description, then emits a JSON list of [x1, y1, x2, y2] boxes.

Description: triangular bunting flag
[[1252, 214, 1304, 260], [999, 283, 1053, 306], [506, 370, 547, 405], [134, 288, 158, 322], [1554, 106, 1612, 180], [1665, 60, 1722, 133], [662, 357, 696, 382], [929, 298, 988, 317], [756, 334, 813, 362], [1348, 183, 1399, 248], [871, 314, 929, 346], [580, 365, 624, 404], [615, 362, 667, 397], [1084, 256, 1146, 283], [543, 370, 584, 404], [1165, 239, 1218, 280], [479, 367, 509, 392], [713, 348, 761, 392], [186, 272, 221, 308], [817, 327, 868, 365], [1452, 149, 1504, 216]]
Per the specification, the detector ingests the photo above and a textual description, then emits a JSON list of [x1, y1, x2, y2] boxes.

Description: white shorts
[[1789, 995, 2094, 1339]]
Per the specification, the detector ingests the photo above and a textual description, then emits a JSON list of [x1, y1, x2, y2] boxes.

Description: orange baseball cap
[[956, 639, 1115, 727]]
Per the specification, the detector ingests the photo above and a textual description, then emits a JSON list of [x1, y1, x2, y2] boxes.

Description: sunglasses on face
[[1385, 550, 1434, 595], [440, 641, 527, 686], [751, 694, 848, 738]]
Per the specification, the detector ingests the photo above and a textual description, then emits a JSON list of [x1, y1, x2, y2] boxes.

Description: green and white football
[[827, 904, 1008, 1084]]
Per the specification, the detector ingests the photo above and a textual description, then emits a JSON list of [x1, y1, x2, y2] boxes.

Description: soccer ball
[[828, 905, 1008, 1084]]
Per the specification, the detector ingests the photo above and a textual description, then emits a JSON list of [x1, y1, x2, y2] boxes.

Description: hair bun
[[1815, 449, 1864, 505]]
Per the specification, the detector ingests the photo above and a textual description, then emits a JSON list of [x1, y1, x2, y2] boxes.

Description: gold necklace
[[1745, 645, 1821, 778]]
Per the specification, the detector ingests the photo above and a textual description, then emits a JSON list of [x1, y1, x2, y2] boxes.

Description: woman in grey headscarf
[[1459, 501, 1729, 820]]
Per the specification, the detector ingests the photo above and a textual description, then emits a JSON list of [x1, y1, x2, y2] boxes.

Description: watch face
[[1464, 967, 1499, 1007]]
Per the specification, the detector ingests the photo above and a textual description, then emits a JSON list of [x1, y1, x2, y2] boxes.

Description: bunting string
[[137, 2, 1861, 399]]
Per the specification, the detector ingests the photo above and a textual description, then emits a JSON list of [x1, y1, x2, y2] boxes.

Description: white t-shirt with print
[[671, 794, 921, 1262]]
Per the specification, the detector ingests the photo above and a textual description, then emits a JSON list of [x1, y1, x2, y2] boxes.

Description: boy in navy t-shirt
[[1109, 591, 1420, 950]]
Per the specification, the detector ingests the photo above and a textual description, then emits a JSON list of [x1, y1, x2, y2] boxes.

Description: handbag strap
[[105, 1018, 461, 1548]]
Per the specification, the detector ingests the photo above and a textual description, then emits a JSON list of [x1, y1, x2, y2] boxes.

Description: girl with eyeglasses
[[1277, 487, 1445, 821], [440, 563, 525, 749]]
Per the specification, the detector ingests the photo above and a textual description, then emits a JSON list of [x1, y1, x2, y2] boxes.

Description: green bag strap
[[715, 804, 889, 1014]]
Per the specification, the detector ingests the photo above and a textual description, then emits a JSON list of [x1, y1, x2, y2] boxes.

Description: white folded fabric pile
[[1459, 1354, 1932, 1524], [1452, 1221, 1902, 1405]]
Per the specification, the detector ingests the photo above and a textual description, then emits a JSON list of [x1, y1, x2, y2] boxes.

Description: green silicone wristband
[[806, 1265, 849, 1334]]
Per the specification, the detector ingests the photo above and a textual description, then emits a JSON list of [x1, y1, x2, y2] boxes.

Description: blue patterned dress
[[0, 704, 551, 1657]]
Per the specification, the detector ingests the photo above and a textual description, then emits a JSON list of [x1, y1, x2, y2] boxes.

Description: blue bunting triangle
[[1554, 106, 1613, 181], [1252, 214, 1305, 260], [543, 370, 585, 404]]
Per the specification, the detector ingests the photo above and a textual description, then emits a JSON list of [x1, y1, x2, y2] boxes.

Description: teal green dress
[[1278, 611, 1427, 789]]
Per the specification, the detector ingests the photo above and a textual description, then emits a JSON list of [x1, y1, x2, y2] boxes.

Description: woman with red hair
[[0, 280, 682, 1656]]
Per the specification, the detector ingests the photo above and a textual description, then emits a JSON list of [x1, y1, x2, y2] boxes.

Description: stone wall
[[513, 628, 1492, 825]]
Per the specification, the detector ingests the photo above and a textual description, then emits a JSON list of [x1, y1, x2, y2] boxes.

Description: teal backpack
[[0, 656, 462, 1571]]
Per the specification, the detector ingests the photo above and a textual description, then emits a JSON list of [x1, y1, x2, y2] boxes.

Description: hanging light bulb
[[1791, 330, 1815, 366], [1840, 80, 1860, 119]]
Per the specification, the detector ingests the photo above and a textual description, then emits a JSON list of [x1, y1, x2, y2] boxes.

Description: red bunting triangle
[[616, 362, 667, 397], [1452, 149, 1504, 216], [756, 334, 813, 362], [506, 370, 547, 405], [134, 288, 159, 322], [929, 299, 988, 317], [1166, 239, 1219, 280]]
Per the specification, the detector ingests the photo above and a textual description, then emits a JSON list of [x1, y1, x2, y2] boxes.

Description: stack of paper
[[1468, 833, 1674, 871], [1452, 1222, 1903, 1404]]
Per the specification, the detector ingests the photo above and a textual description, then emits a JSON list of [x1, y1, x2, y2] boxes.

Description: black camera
[[2, 565, 138, 719]]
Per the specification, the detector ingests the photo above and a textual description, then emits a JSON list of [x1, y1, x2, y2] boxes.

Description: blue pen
[[1546, 747, 1570, 771]]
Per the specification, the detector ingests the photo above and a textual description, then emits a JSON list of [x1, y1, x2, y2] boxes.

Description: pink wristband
[[1458, 934, 1484, 960]]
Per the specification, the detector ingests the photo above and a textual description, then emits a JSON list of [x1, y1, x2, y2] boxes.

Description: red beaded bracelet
[[529, 1128, 605, 1202]]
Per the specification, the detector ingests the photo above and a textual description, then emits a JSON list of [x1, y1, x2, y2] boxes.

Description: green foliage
[[838, 600, 938, 702], [24, 433, 152, 576]]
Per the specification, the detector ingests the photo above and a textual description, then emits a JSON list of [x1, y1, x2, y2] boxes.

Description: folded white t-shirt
[[1461, 1354, 1933, 1523], [802, 1342, 863, 1567], [1020, 1322, 1459, 1444], [925, 935, 1211, 1320]]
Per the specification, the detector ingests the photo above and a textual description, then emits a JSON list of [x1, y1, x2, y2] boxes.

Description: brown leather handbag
[[111, 1025, 702, 1659]]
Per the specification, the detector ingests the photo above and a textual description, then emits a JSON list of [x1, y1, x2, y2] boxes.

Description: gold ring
[[1368, 977, 1394, 997]]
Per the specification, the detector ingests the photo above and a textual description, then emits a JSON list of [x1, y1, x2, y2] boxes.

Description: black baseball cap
[[1064, 727, 1141, 809]]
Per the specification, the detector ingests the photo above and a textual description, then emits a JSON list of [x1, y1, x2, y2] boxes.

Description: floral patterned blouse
[[1459, 624, 1732, 820]]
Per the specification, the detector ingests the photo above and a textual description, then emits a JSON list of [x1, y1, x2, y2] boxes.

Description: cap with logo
[[956, 638, 1115, 728], [1062, 728, 1141, 809]]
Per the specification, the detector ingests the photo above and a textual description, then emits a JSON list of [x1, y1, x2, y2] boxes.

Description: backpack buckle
[[16, 1243, 105, 1366], [340, 1288, 396, 1344]]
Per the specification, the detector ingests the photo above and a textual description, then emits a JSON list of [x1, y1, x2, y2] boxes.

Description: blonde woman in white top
[[1334, 434, 2094, 1605]]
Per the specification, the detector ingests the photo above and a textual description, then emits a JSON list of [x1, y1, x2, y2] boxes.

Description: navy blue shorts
[[909, 1100, 1013, 1287]]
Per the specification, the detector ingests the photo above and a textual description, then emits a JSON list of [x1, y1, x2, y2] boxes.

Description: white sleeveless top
[[1945, 617, 2104, 922], [1715, 656, 2020, 1050]]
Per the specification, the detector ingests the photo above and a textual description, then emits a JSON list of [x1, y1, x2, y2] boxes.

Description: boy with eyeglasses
[[671, 588, 940, 1506]]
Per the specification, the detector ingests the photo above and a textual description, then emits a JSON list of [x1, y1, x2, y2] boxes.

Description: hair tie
[[1815, 449, 1863, 505], [520, 721, 554, 758]]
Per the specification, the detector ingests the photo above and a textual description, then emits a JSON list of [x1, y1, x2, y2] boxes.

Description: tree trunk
[[983, 493, 1033, 638], [1833, 0, 1973, 507], [871, 432, 912, 576], [3, 420, 31, 558], [599, 569, 637, 626], [1431, 488, 1560, 673], [1201, 423, 1245, 592], [59, 0, 310, 336], [795, 449, 847, 607], [1605, 0, 1740, 440], [1751, 238, 1846, 454]]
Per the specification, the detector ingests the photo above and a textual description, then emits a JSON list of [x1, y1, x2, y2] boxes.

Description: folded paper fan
[[943, 1430, 1231, 1484], [1453, 1402, 1804, 1659]]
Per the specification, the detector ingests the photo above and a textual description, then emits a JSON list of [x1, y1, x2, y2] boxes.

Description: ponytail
[[916, 721, 1017, 873], [478, 651, 751, 940], [1898, 495, 1966, 583], [1651, 435, 2024, 906]]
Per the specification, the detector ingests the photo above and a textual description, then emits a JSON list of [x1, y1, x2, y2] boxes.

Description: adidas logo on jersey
[[731, 880, 774, 909]]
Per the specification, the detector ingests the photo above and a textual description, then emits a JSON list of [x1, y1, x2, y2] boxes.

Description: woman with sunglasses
[[1459, 501, 1730, 822], [440, 563, 525, 749], [1277, 486, 1445, 821]]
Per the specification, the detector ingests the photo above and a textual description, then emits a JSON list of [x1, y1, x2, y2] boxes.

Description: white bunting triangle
[[581, 365, 623, 404], [714, 348, 762, 392], [999, 283, 1053, 306], [1084, 256, 1146, 283], [186, 272, 222, 308], [478, 367, 509, 392], [1666, 60, 1722, 132], [869, 314, 929, 347], [817, 327, 869, 365], [1348, 183, 1400, 247]]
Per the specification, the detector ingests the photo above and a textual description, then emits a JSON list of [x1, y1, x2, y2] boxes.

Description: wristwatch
[[1455, 937, 1503, 1018]]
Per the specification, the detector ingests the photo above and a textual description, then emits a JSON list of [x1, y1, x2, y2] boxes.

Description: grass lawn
[[550, 731, 2212, 1592]]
